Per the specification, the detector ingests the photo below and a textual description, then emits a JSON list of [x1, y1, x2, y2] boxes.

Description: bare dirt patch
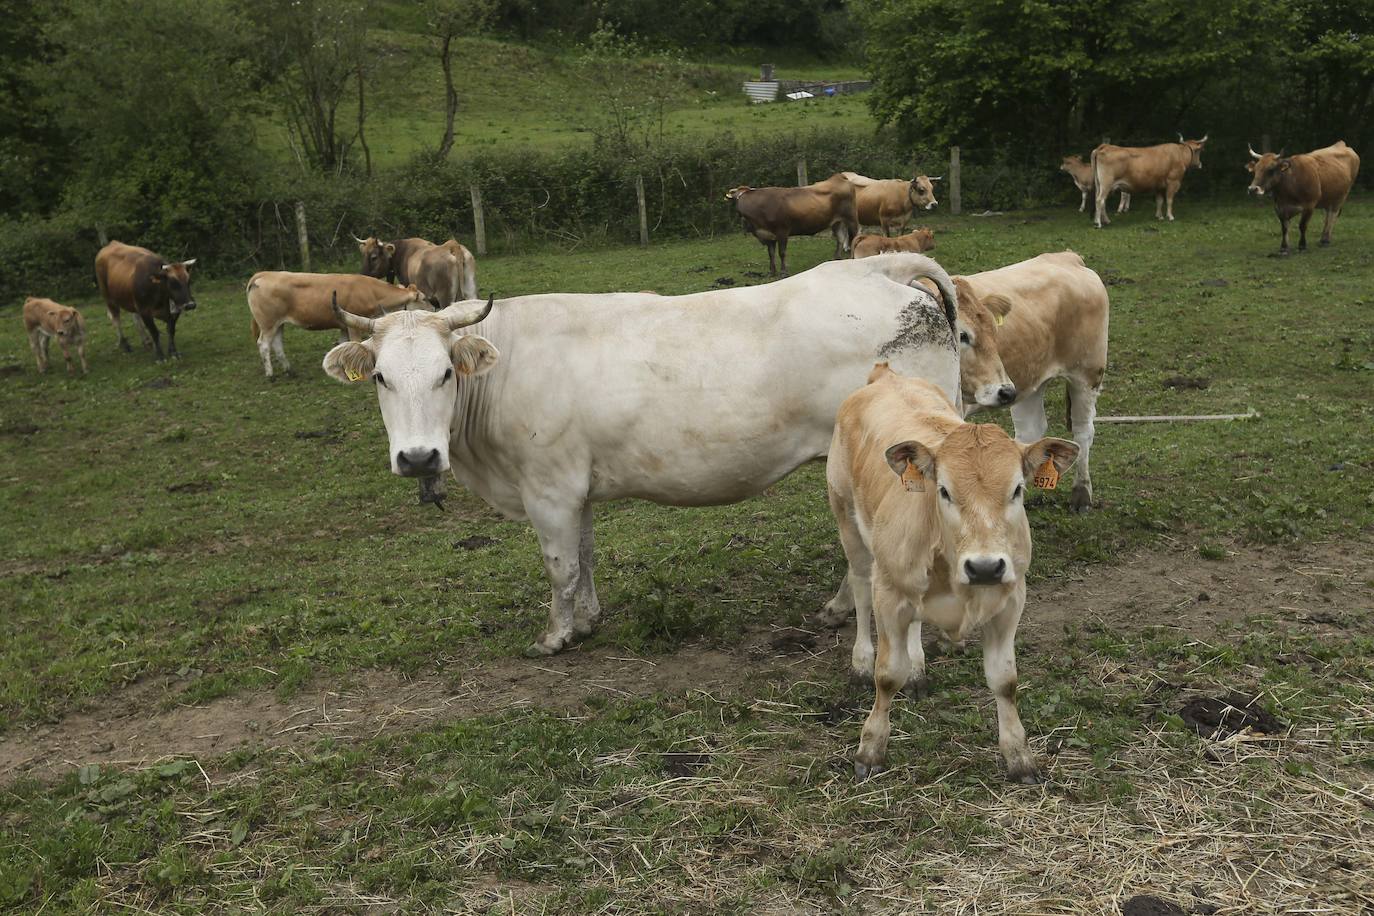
[[2, 538, 1369, 783]]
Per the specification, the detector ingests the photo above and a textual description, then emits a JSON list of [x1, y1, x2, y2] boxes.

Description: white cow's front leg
[[982, 592, 1037, 783], [1066, 379, 1099, 512], [523, 497, 587, 657]]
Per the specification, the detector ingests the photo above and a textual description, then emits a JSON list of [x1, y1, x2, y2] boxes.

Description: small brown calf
[[23, 297, 88, 375], [826, 364, 1076, 781], [851, 228, 935, 259]]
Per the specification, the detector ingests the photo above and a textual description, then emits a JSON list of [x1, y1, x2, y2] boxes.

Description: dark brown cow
[[355, 236, 478, 308], [1091, 135, 1207, 228], [724, 173, 859, 277], [94, 241, 198, 361], [1245, 141, 1361, 255]]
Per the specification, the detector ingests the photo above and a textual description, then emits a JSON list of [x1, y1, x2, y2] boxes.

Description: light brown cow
[[958, 251, 1109, 513], [1245, 141, 1360, 254], [826, 364, 1077, 781], [1091, 135, 1207, 227], [842, 172, 941, 236], [355, 236, 478, 307], [724, 173, 859, 277], [910, 275, 1016, 410], [1060, 155, 1128, 214], [23, 297, 88, 375], [851, 228, 935, 259], [246, 272, 427, 377]]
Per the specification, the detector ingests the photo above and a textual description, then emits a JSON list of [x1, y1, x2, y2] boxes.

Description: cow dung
[[660, 752, 711, 777], [1162, 375, 1210, 390], [1178, 692, 1287, 739], [141, 377, 174, 389], [768, 627, 818, 653], [1121, 895, 1186, 916], [712, 276, 737, 287], [453, 535, 496, 551]]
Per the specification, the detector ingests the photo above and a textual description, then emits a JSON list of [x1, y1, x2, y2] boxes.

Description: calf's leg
[[982, 595, 1037, 782], [29, 328, 48, 373], [826, 493, 877, 680], [855, 580, 915, 779], [59, 338, 76, 375]]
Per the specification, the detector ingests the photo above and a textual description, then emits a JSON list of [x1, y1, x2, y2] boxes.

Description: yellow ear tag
[[345, 367, 365, 382], [901, 462, 925, 492], [995, 314, 1005, 326], [1033, 458, 1060, 490]]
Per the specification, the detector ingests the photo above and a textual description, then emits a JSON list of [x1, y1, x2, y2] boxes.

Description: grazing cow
[[1245, 141, 1360, 254], [842, 172, 941, 236], [246, 272, 428, 377], [355, 235, 478, 307], [94, 241, 198, 361], [1091, 135, 1207, 228], [1060, 155, 1129, 214], [320, 254, 962, 656], [23, 297, 88, 375], [851, 228, 935, 259], [827, 364, 1077, 781], [724, 173, 860, 277]]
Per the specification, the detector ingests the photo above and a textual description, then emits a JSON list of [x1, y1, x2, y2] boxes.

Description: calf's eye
[[1012, 484, 1024, 501], [938, 486, 951, 502]]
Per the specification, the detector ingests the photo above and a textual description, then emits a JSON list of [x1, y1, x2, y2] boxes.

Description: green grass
[[254, 32, 877, 165], [2, 197, 1373, 911]]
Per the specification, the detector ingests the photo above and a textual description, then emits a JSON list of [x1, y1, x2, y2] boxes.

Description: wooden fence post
[[95, 224, 109, 247], [469, 186, 487, 256], [635, 175, 649, 247], [797, 159, 808, 187], [294, 201, 310, 272], [949, 146, 961, 215]]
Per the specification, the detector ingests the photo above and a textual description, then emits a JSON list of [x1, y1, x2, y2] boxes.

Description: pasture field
[[2, 197, 1373, 912]]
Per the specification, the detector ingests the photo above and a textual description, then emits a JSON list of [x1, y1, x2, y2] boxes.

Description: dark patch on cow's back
[[877, 292, 953, 359]]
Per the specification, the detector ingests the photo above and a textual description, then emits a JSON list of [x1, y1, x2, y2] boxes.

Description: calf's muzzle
[[963, 556, 1009, 586]]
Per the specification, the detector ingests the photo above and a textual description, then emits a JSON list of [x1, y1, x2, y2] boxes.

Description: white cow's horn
[[1248, 144, 1262, 159], [444, 294, 494, 331], [928, 175, 944, 181], [333, 290, 375, 333], [1177, 132, 1185, 143]]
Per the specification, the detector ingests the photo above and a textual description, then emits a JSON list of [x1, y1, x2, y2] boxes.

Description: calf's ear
[[450, 334, 499, 378], [1021, 438, 1079, 478], [322, 341, 375, 383], [885, 440, 936, 491]]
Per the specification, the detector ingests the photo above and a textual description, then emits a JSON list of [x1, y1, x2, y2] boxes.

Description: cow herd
[[10, 136, 1361, 781]]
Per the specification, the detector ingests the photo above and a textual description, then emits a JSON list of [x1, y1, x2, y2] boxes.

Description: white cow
[[321, 255, 963, 656]]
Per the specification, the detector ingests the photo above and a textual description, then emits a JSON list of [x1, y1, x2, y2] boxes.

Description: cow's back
[[854, 179, 907, 224], [96, 241, 161, 313], [1308, 142, 1361, 205]]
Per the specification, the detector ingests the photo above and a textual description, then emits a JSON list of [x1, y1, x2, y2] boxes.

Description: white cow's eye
[[442, 367, 454, 383], [373, 372, 387, 388]]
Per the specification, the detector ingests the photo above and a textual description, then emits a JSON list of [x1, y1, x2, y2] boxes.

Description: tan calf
[[1060, 155, 1128, 214], [23, 298, 88, 375], [842, 173, 941, 236], [246, 272, 427, 377], [827, 365, 1077, 781], [851, 228, 935, 259]]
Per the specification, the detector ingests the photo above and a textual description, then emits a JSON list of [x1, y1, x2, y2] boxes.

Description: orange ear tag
[[1033, 458, 1060, 490], [901, 462, 925, 492], [345, 367, 365, 382]]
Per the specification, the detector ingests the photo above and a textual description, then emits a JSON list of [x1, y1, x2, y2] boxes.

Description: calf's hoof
[[854, 759, 887, 781], [1069, 485, 1092, 513]]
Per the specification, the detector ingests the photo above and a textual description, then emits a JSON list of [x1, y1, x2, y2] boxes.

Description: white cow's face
[[322, 302, 498, 478]]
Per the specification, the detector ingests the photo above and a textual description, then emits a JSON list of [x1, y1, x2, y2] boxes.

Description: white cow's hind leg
[[571, 503, 601, 637], [524, 496, 588, 657], [982, 594, 1037, 782], [1009, 385, 1049, 444], [1067, 378, 1099, 512]]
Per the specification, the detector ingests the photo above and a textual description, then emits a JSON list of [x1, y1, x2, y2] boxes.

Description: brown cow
[[355, 236, 478, 307], [851, 228, 935, 259], [94, 241, 198, 361], [246, 272, 427, 377], [724, 173, 859, 277], [826, 363, 1077, 781], [23, 297, 88, 375], [1060, 155, 1128, 214], [1091, 135, 1207, 227], [1245, 141, 1360, 254], [842, 172, 941, 236]]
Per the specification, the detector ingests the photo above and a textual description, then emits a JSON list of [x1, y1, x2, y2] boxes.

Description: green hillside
[[254, 31, 877, 166]]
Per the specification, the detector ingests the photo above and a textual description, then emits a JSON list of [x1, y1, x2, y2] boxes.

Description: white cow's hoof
[[854, 759, 887, 781], [1006, 765, 1043, 785], [524, 634, 568, 657], [1069, 485, 1092, 513]]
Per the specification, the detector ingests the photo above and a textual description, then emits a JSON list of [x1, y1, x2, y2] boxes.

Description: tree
[[0, 4, 67, 218], [573, 24, 688, 165], [428, 0, 497, 161]]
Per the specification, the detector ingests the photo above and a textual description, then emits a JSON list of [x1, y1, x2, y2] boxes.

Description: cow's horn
[[444, 293, 493, 330], [333, 290, 375, 333], [1248, 144, 1262, 159], [928, 175, 944, 182], [181, 258, 196, 268], [1200, 133, 1208, 143], [352, 233, 367, 244], [1177, 132, 1185, 143], [161, 263, 171, 271]]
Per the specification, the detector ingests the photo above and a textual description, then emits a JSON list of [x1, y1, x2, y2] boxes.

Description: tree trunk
[[356, 62, 372, 178], [437, 31, 458, 160]]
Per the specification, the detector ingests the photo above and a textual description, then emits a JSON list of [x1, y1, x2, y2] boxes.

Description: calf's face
[[952, 279, 1016, 410], [322, 306, 498, 478], [885, 426, 1078, 586]]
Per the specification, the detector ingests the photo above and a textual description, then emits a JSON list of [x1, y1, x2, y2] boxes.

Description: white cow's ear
[[1021, 437, 1079, 478], [885, 440, 936, 491], [322, 340, 375, 383], [450, 333, 499, 378]]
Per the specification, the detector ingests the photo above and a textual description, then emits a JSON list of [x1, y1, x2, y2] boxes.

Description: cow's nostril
[[997, 385, 1017, 405], [964, 557, 1007, 584]]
